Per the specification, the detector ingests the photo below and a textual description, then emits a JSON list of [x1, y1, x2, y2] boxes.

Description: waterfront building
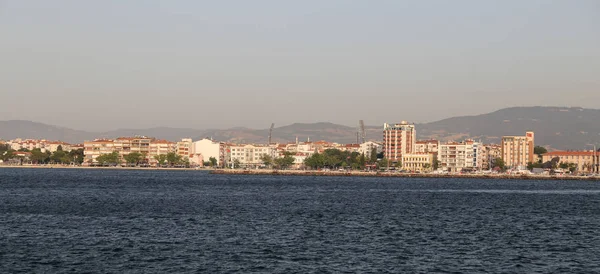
[[148, 139, 175, 166], [359, 141, 383, 159], [480, 144, 502, 170], [402, 153, 434, 172], [83, 139, 116, 164], [383, 121, 416, 163], [191, 138, 228, 167], [229, 144, 276, 168], [501, 132, 535, 169], [176, 138, 193, 161], [438, 140, 480, 172], [84, 137, 175, 165], [45, 141, 72, 153], [542, 150, 599, 173], [414, 140, 439, 154]]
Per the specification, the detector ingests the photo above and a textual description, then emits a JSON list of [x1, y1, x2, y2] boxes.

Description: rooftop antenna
[[268, 123, 275, 144]]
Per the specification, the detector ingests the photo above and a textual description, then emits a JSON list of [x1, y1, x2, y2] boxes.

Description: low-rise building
[[542, 151, 599, 173], [402, 153, 434, 172], [480, 144, 502, 170], [414, 140, 439, 154], [229, 144, 276, 168], [359, 141, 383, 159]]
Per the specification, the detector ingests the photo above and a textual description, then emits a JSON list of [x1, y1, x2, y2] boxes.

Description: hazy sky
[[1, 1, 598, 131]]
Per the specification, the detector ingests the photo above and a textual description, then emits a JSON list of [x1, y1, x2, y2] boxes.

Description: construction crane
[[268, 123, 275, 144], [359, 120, 366, 144]]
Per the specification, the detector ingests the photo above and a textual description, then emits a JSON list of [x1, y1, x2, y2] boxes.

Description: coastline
[[0, 165, 210, 171], [210, 169, 600, 181], [2, 165, 598, 181]]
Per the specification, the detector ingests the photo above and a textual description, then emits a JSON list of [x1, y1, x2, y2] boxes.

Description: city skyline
[[1, 1, 599, 131]]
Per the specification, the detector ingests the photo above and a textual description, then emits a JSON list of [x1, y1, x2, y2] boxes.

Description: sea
[[1, 168, 599, 273]]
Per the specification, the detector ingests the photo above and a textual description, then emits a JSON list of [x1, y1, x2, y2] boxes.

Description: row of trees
[[94, 151, 191, 167], [259, 152, 295, 169], [0, 145, 84, 165]]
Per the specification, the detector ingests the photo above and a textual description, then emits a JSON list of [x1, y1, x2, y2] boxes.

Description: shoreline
[[0, 165, 211, 171], [210, 169, 600, 181]]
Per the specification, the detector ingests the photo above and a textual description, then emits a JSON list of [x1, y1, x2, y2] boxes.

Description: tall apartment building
[[383, 121, 416, 162], [176, 138, 193, 160], [501, 132, 534, 168]]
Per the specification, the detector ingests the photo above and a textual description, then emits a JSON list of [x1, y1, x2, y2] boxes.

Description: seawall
[[210, 169, 600, 181]]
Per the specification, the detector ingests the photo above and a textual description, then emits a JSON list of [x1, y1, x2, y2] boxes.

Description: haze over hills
[[1, 107, 599, 150]]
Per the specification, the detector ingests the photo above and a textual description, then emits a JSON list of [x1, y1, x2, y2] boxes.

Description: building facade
[[229, 144, 276, 168], [191, 138, 228, 167], [414, 140, 439, 154], [438, 140, 480, 172], [402, 153, 434, 172], [501, 132, 535, 169], [383, 121, 416, 163], [542, 151, 599, 173]]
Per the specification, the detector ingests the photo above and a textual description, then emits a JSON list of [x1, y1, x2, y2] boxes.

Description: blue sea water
[[1, 168, 599, 273]]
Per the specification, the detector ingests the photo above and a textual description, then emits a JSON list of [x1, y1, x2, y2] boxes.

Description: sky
[[1, 0, 599, 131]]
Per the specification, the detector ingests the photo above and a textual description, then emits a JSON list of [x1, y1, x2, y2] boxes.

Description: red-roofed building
[[542, 151, 599, 173]]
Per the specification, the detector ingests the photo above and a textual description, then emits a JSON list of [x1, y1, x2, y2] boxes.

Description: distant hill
[[417, 107, 600, 150], [1, 107, 599, 149], [0, 121, 202, 144], [0, 120, 95, 144]]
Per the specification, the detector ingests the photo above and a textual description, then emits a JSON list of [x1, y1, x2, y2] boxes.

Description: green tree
[[56, 145, 63, 152], [232, 158, 241, 169], [30, 148, 49, 164], [123, 152, 143, 165], [378, 158, 389, 169], [304, 152, 325, 169], [69, 148, 84, 165], [166, 152, 182, 166], [0, 149, 16, 162], [527, 162, 543, 170], [51, 150, 71, 164], [534, 146, 547, 156], [433, 160, 441, 170], [259, 154, 273, 168], [154, 154, 168, 166], [423, 163, 431, 171], [209, 157, 218, 167], [274, 152, 295, 169], [359, 153, 366, 168], [370, 148, 378, 163], [493, 157, 505, 170], [96, 151, 120, 166]]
